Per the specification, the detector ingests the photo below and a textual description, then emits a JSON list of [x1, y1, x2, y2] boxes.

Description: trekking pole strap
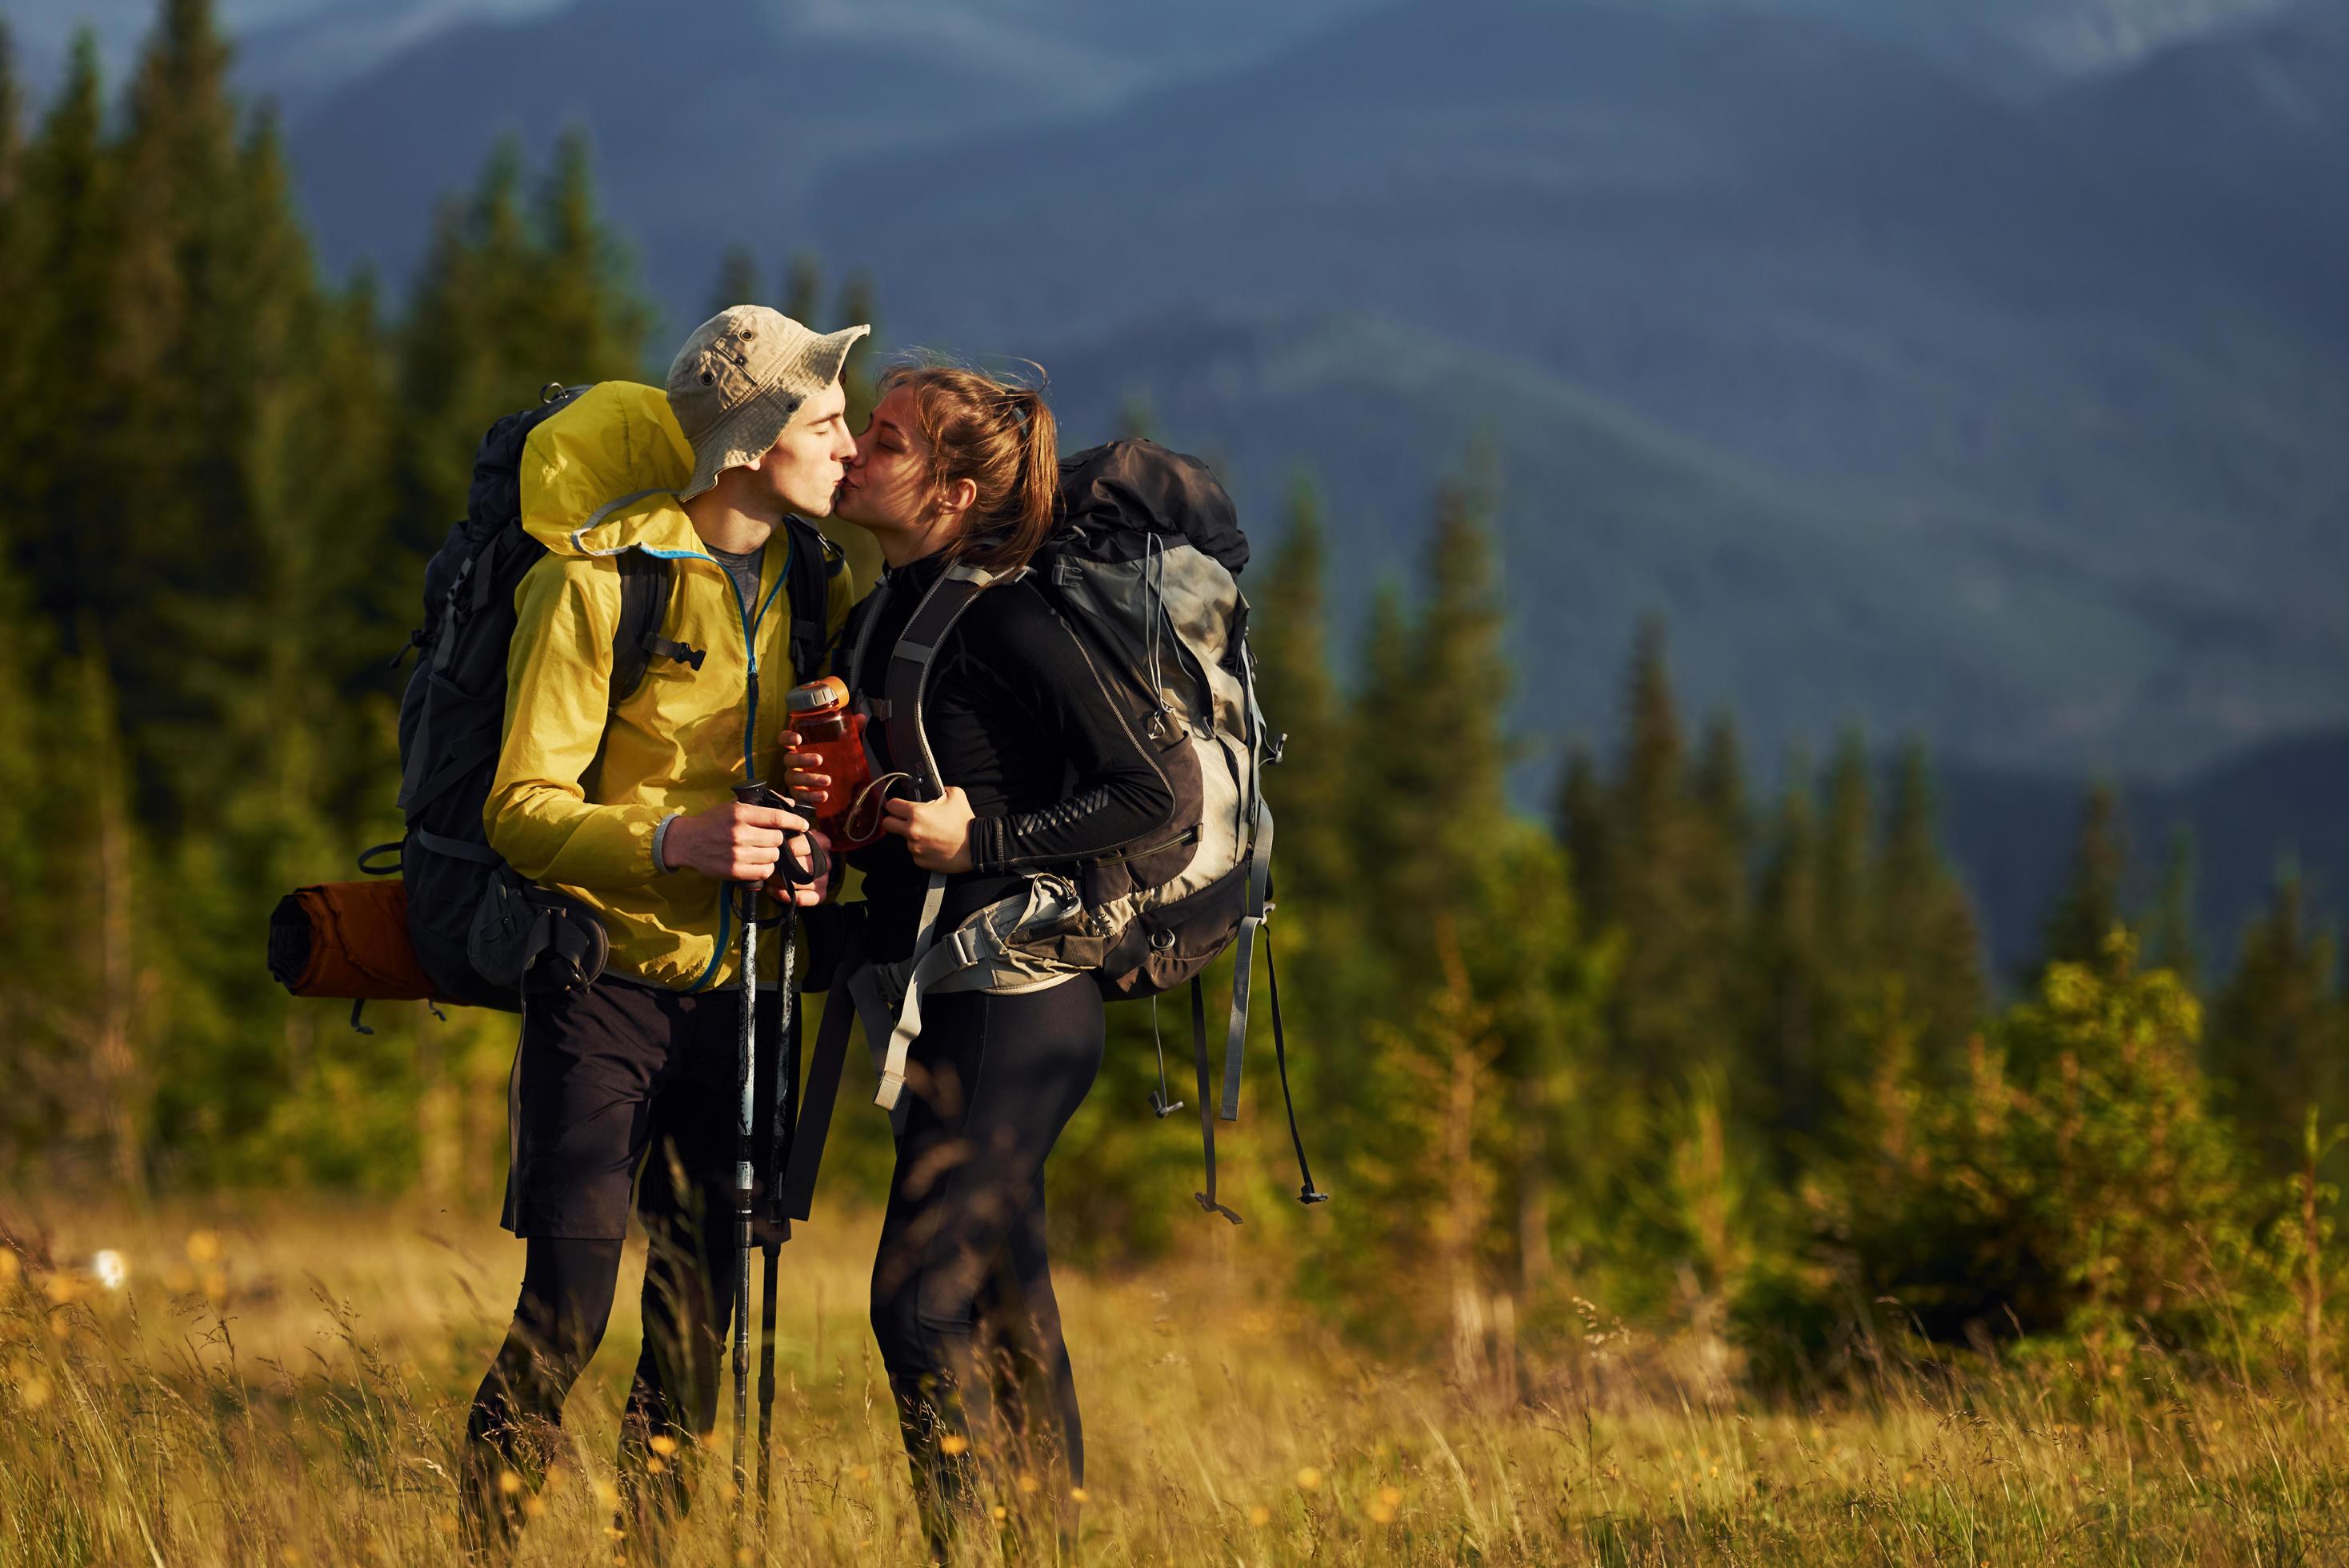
[[1192, 976, 1242, 1224]]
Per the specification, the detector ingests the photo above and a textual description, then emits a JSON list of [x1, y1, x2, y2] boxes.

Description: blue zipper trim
[[686, 531, 791, 993], [685, 885, 733, 992], [738, 538, 791, 783]]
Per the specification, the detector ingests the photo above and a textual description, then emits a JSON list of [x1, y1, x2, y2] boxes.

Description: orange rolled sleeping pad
[[268, 879, 438, 1001]]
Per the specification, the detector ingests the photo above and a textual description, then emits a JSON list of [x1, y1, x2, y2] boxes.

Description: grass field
[[1, 1199, 2341, 1566]]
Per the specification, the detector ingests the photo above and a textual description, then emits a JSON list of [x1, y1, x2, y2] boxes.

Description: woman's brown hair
[[876, 359, 1059, 577]]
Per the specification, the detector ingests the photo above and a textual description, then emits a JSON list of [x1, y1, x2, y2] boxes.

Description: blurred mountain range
[[8, 0, 2346, 801], [6, 0, 2301, 100]]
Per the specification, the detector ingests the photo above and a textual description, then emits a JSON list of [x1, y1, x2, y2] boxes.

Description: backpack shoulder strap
[[781, 516, 835, 684], [882, 561, 1006, 801], [610, 551, 674, 708]]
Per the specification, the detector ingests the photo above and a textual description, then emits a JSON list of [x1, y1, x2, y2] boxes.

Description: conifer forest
[[2, 4, 2347, 1564]]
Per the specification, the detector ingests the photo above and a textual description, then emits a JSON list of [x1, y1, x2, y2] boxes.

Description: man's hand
[[882, 786, 976, 874], [661, 799, 812, 883]]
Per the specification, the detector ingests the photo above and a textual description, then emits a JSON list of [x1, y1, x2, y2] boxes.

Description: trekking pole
[[755, 869, 798, 1534], [726, 782, 825, 1547], [729, 790, 760, 1545]]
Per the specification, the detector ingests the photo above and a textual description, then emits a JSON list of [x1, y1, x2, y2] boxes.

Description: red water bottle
[[784, 677, 885, 850]]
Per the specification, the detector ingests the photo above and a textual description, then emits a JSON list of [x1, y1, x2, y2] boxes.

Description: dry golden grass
[[0, 1198, 2342, 1566]]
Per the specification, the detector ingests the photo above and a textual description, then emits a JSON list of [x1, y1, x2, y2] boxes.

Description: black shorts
[[502, 979, 784, 1241]]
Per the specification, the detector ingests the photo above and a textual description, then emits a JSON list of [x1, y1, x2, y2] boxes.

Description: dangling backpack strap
[[1219, 801, 1275, 1122], [1263, 928, 1329, 1204], [1191, 975, 1242, 1224]]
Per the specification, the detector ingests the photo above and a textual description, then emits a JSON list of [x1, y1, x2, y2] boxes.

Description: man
[[460, 306, 872, 1554]]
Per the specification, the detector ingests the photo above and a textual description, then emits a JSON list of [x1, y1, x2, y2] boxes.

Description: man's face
[[746, 379, 855, 518], [832, 386, 934, 534]]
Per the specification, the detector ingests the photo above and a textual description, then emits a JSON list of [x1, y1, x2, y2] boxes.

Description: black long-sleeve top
[[845, 546, 1180, 964]]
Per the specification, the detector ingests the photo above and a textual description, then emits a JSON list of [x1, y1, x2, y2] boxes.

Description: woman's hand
[[882, 786, 976, 874], [778, 729, 830, 808]]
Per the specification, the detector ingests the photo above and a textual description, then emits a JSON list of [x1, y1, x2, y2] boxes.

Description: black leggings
[[462, 981, 778, 1552], [868, 976, 1105, 1546], [462, 1146, 739, 1552]]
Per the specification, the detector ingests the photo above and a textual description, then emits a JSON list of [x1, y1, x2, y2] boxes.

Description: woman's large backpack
[[787, 440, 1325, 1224]]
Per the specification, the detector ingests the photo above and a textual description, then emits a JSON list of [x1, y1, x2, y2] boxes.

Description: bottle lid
[[786, 675, 851, 714]]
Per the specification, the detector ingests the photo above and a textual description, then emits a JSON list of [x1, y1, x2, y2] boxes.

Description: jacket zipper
[[679, 536, 794, 993]]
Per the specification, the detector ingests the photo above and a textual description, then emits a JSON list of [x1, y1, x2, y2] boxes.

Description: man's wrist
[[652, 813, 683, 873]]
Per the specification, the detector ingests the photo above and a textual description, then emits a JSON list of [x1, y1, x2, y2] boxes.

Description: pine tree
[[0, 550, 54, 1178], [1345, 582, 1421, 990], [529, 126, 653, 380], [1602, 618, 1721, 1086], [707, 242, 762, 318], [1874, 739, 1986, 1071], [1815, 731, 1874, 974], [837, 267, 880, 424], [1554, 739, 1609, 923], [1251, 477, 1344, 910], [1751, 760, 1824, 1156], [5, 32, 115, 631], [1687, 709, 1754, 1051], [2039, 782, 2131, 981], [1117, 393, 1159, 441], [782, 249, 822, 324], [1691, 712, 1751, 872], [2208, 870, 2344, 1175], [0, 21, 18, 198], [0, 21, 30, 545], [2143, 827, 2200, 986], [398, 134, 654, 542], [1411, 464, 1511, 893]]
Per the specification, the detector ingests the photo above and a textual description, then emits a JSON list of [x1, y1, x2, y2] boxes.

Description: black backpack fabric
[[378, 383, 830, 1010]]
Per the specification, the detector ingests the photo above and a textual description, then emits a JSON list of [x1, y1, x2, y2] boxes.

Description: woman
[[799, 362, 1177, 1548]]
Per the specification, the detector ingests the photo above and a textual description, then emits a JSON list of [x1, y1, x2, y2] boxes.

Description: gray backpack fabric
[[850, 440, 1325, 1219]]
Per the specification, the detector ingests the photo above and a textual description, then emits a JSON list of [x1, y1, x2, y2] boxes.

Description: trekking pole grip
[[734, 781, 831, 886]]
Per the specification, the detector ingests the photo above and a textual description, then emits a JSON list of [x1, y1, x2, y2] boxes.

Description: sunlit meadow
[[2, 1201, 2343, 1566]]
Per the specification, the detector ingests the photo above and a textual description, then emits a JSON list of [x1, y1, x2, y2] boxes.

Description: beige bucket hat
[[666, 306, 870, 501]]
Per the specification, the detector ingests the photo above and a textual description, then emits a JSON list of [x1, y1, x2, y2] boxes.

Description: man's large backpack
[[785, 439, 1326, 1223], [376, 382, 830, 1010]]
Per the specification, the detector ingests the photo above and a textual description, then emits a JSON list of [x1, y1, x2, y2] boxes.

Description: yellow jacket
[[484, 382, 878, 990]]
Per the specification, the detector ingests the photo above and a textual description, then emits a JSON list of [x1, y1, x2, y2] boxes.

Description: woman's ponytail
[[874, 360, 1061, 579], [997, 386, 1060, 574]]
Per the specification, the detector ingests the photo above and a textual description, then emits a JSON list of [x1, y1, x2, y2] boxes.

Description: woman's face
[[833, 387, 934, 533]]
